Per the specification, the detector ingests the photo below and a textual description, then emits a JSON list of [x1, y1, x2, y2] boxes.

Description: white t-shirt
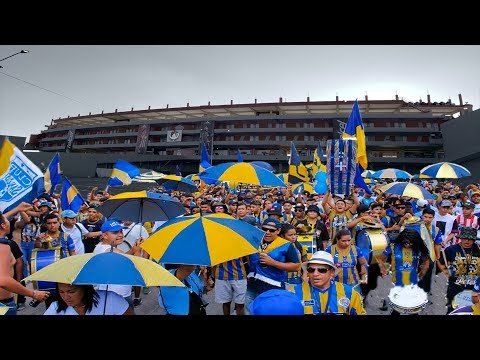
[[93, 243, 132, 298], [61, 223, 88, 254], [433, 213, 457, 246], [122, 223, 149, 248], [43, 290, 129, 315]]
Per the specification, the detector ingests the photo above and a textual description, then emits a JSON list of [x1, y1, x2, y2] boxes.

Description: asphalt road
[[18, 272, 449, 315]]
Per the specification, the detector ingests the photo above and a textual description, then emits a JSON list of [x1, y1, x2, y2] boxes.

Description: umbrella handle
[[103, 285, 108, 315]]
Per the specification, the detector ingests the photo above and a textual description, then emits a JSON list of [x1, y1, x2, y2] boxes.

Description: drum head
[[388, 285, 428, 313], [453, 290, 473, 309]]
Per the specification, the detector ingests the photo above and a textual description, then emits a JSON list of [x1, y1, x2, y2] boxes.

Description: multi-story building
[[27, 94, 473, 175]]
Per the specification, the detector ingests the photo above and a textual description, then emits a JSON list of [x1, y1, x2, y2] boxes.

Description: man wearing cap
[[93, 220, 142, 306], [288, 251, 366, 315], [454, 201, 479, 246], [438, 226, 480, 314], [414, 199, 429, 217], [26, 200, 55, 234], [60, 210, 102, 255], [244, 217, 301, 315], [433, 199, 459, 249], [266, 203, 284, 222], [290, 204, 306, 229], [80, 204, 104, 253], [295, 205, 329, 251]]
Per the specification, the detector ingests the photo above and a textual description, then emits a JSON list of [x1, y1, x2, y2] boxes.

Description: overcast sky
[[1, 45, 479, 141]]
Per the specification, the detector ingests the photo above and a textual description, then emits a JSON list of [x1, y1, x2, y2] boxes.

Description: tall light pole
[[0, 49, 29, 63]]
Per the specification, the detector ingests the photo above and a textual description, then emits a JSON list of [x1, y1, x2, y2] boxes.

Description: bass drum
[[355, 228, 389, 264], [31, 247, 61, 292], [296, 234, 317, 260]]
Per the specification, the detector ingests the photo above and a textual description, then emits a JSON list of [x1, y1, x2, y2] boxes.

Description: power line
[[0, 70, 103, 111]]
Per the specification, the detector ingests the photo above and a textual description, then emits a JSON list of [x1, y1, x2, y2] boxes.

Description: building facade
[[27, 95, 473, 175]]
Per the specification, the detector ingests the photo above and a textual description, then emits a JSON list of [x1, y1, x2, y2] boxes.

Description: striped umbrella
[[155, 175, 198, 193], [379, 182, 434, 200], [140, 213, 265, 266], [362, 170, 375, 178], [412, 174, 431, 179], [198, 162, 287, 187], [250, 161, 276, 172], [371, 168, 412, 179], [420, 162, 471, 179], [277, 173, 289, 184]]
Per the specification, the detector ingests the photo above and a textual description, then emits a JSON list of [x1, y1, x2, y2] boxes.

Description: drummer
[[377, 228, 431, 315], [288, 251, 366, 315], [294, 205, 329, 251], [437, 226, 480, 314]]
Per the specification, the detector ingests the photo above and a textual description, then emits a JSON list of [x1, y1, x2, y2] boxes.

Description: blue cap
[[39, 201, 53, 209], [250, 289, 304, 315], [262, 217, 282, 229], [189, 201, 197, 208], [101, 220, 126, 233], [61, 210, 77, 218]]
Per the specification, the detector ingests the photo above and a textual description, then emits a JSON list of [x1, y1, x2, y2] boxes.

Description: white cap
[[416, 199, 428, 207], [303, 251, 339, 276]]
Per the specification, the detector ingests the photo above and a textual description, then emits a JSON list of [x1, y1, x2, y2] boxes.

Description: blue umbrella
[[379, 182, 434, 200], [198, 162, 286, 187], [420, 162, 471, 179], [250, 161, 275, 172], [96, 191, 186, 223], [155, 175, 198, 193], [371, 168, 412, 179]]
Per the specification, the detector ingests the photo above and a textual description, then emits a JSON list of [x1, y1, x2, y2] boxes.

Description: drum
[[388, 284, 428, 314], [31, 248, 61, 292], [452, 290, 473, 309], [355, 228, 389, 264], [297, 234, 317, 260], [326, 139, 357, 195]]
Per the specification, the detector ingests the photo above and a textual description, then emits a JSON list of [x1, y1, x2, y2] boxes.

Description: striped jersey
[[383, 243, 423, 286], [326, 244, 365, 285], [215, 258, 247, 281], [289, 280, 365, 315], [21, 223, 39, 242], [328, 210, 355, 241], [287, 244, 308, 284]]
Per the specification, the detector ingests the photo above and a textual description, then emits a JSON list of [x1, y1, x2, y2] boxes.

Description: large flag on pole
[[175, 165, 182, 177], [237, 148, 244, 162], [61, 176, 85, 213], [0, 139, 45, 212], [199, 143, 212, 173], [311, 143, 326, 177], [107, 160, 141, 187], [44, 153, 61, 195], [342, 100, 372, 194], [288, 142, 309, 184]]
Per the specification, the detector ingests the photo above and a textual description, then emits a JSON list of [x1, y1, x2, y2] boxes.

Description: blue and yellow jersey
[[287, 244, 308, 284], [289, 280, 366, 315], [249, 237, 300, 285], [383, 243, 421, 286], [328, 210, 354, 240], [282, 212, 294, 223], [76, 211, 89, 223], [21, 223, 39, 242], [326, 244, 365, 285], [259, 210, 270, 224], [215, 258, 247, 281]]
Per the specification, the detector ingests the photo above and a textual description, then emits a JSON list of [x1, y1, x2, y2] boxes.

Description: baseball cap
[[462, 200, 475, 209], [267, 203, 283, 216], [101, 220, 126, 233], [440, 200, 452, 207], [39, 201, 53, 209], [61, 210, 77, 219], [303, 251, 339, 276], [416, 199, 428, 208], [249, 289, 304, 315], [261, 217, 282, 229]]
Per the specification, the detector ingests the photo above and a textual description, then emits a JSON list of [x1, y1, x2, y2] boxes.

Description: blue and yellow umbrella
[[277, 173, 289, 185], [96, 190, 186, 223], [371, 168, 412, 179], [141, 213, 265, 266], [24, 251, 185, 287], [198, 162, 287, 187], [155, 175, 198, 193], [420, 162, 471, 179], [379, 182, 434, 200]]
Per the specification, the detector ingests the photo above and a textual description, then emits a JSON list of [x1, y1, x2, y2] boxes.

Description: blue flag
[[199, 143, 211, 172], [175, 165, 182, 177], [108, 160, 141, 187], [237, 148, 244, 162], [0, 139, 45, 213], [61, 177, 85, 213], [288, 142, 309, 184], [44, 153, 61, 195], [342, 100, 371, 195]]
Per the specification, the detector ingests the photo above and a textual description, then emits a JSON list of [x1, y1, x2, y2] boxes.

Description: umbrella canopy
[[96, 190, 186, 223], [250, 161, 275, 172], [185, 173, 201, 181], [362, 170, 375, 178], [277, 173, 289, 185], [198, 162, 287, 187], [133, 171, 166, 181], [412, 174, 431, 179], [291, 182, 314, 195], [155, 175, 198, 193], [371, 168, 412, 179], [24, 251, 185, 287], [140, 213, 265, 266], [420, 162, 471, 179], [379, 182, 435, 200]]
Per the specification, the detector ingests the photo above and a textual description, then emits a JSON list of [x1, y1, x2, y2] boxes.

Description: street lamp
[[0, 49, 29, 63]]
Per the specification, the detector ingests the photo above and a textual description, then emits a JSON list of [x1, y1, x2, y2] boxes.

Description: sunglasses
[[306, 267, 330, 274], [295, 209, 304, 212], [402, 240, 413, 245], [262, 227, 277, 233], [396, 206, 406, 209]]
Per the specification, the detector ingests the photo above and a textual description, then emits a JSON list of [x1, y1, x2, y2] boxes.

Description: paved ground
[[18, 272, 448, 315]]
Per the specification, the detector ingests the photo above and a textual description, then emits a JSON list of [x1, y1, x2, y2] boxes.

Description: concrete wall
[[441, 108, 480, 185]]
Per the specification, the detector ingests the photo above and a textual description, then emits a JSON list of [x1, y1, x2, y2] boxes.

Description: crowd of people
[[1, 178, 480, 315]]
